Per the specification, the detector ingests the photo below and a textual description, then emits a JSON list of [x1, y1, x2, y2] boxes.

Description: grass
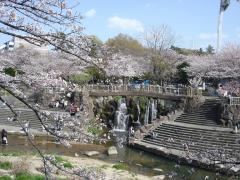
[[54, 156, 74, 169], [112, 163, 129, 171], [54, 156, 66, 163], [0, 161, 12, 170], [63, 162, 74, 169], [15, 172, 44, 180], [0, 176, 12, 180], [0, 151, 38, 157]]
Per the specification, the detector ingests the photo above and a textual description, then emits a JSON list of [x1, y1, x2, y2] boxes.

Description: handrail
[[229, 97, 240, 106], [43, 84, 202, 97]]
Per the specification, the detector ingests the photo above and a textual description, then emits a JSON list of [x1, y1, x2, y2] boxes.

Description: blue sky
[[1, 0, 240, 49], [79, 0, 240, 49]]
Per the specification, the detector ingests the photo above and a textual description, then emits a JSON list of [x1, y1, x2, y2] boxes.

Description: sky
[[1, 0, 240, 50]]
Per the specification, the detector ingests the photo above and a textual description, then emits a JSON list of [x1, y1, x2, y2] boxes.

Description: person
[[130, 126, 134, 137], [70, 103, 76, 116], [1, 129, 7, 145], [24, 120, 30, 133]]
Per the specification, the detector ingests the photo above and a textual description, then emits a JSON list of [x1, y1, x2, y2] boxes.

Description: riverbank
[[0, 154, 153, 180]]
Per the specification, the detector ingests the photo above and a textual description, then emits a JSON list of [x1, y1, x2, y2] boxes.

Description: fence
[[42, 84, 202, 97], [229, 97, 240, 106], [82, 84, 202, 97]]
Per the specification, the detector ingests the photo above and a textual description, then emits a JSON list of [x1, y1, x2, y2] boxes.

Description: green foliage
[[0, 161, 12, 170], [85, 66, 106, 83], [63, 162, 74, 169], [139, 97, 148, 113], [106, 33, 146, 56], [69, 73, 91, 85], [89, 35, 103, 58], [87, 126, 102, 136], [151, 55, 170, 83], [113, 96, 122, 102], [206, 44, 214, 54], [54, 156, 74, 169], [171, 46, 206, 56], [176, 62, 190, 85], [16, 172, 44, 180], [54, 32, 73, 50], [54, 156, 66, 163], [4, 67, 17, 77], [112, 163, 129, 171], [141, 72, 154, 81], [0, 176, 12, 180], [86, 118, 105, 136], [198, 48, 204, 55]]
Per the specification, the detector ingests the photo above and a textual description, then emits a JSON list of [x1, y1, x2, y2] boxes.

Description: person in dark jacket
[[1, 129, 7, 145]]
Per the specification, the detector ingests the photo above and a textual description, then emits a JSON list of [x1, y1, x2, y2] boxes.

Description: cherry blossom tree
[[0, 1, 108, 179]]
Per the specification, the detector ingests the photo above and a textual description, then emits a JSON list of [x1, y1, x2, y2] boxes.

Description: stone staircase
[[134, 97, 240, 170], [0, 108, 44, 130], [142, 122, 240, 153], [0, 96, 55, 130], [175, 98, 221, 126]]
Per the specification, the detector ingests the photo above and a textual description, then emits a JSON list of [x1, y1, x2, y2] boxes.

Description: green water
[[0, 134, 237, 179]]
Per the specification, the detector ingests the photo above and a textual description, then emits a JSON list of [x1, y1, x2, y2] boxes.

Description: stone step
[[152, 129, 238, 144], [141, 139, 237, 152], [175, 118, 219, 123], [174, 120, 220, 127], [158, 124, 233, 136], [142, 137, 240, 151]]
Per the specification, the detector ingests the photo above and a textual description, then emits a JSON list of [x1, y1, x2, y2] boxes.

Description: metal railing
[[82, 84, 202, 97], [43, 84, 202, 97], [229, 97, 240, 106]]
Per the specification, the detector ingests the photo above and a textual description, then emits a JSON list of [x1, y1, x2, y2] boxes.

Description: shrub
[[69, 73, 91, 85], [63, 162, 74, 169], [16, 172, 44, 180], [4, 67, 16, 77], [0, 161, 12, 170]]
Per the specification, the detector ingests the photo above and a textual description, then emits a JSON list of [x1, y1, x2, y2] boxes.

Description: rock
[[153, 168, 163, 172], [216, 163, 225, 169], [84, 151, 100, 157], [134, 130, 141, 139], [145, 124, 153, 130], [230, 166, 240, 173], [152, 175, 166, 180], [75, 153, 79, 157], [107, 146, 118, 155], [140, 126, 147, 133]]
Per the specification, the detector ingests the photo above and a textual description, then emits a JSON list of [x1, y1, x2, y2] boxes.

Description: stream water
[[0, 134, 233, 180]]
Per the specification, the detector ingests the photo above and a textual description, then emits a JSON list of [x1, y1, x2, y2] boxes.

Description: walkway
[[44, 84, 202, 99]]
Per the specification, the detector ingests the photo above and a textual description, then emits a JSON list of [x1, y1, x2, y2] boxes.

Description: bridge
[[44, 84, 202, 100]]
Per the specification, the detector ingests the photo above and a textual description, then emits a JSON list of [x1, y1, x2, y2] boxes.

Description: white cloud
[[85, 9, 96, 18], [108, 16, 144, 32], [198, 33, 227, 40]]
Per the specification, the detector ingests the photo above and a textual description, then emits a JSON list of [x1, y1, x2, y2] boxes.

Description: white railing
[[43, 84, 202, 97], [84, 84, 192, 96], [229, 97, 240, 106]]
